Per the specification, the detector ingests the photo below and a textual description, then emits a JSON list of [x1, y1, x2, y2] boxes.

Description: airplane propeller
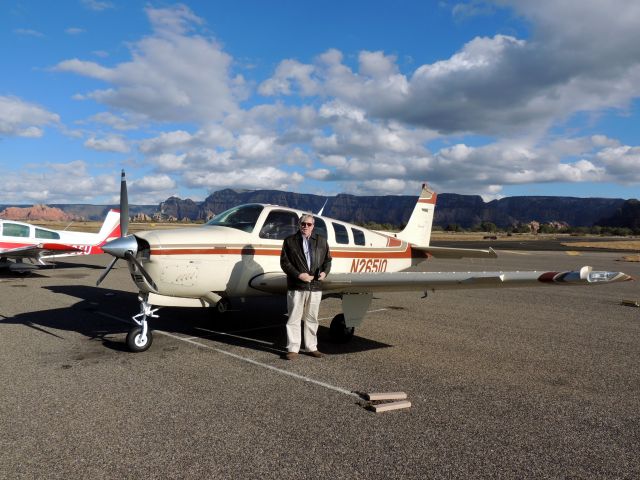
[[96, 170, 157, 290]]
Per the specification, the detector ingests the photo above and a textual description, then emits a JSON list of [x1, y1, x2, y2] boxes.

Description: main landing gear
[[126, 298, 159, 352], [329, 314, 355, 343]]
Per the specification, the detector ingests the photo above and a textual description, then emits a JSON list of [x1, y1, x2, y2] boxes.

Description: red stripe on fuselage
[[0, 241, 33, 249], [149, 245, 428, 260]]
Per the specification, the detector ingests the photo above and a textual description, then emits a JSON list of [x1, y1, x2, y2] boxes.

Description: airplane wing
[[249, 266, 632, 295], [0, 243, 82, 262], [413, 245, 498, 259]]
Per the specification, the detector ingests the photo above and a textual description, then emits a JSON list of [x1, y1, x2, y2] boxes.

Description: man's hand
[[317, 272, 326, 281], [298, 272, 314, 283]]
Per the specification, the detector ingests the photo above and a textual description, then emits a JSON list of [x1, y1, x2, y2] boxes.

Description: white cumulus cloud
[[0, 96, 59, 137]]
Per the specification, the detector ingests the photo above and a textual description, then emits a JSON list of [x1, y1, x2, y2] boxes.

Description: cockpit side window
[[35, 228, 60, 240], [205, 204, 264, 233], [332, 222, 349, 244], [313, 217, 328, 239], [351, 228, 366, 246], [2, 223, 30, 238], [259, 210, 300, 240]]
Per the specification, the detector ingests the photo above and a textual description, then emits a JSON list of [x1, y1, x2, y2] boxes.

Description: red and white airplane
[[97, 171, 632, 352], [0, 210, 121, 272]]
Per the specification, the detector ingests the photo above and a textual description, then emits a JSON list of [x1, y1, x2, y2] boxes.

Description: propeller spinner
[[96, 170, 157, 290]]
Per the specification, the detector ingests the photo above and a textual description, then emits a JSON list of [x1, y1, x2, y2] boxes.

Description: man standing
[[280, 214, 332, 360]]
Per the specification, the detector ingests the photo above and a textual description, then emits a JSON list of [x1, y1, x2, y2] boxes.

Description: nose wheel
[[126, 326, 153, 352], [127, 298, 159, 352]]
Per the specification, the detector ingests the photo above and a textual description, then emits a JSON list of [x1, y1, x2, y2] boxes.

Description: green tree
[[480, 221, 497, 232]]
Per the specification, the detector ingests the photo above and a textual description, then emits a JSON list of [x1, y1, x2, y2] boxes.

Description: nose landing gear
[[127, 297, 159, 352]]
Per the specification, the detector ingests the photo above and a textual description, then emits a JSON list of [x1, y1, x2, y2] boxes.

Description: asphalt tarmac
[[432, 235, 640, 252], [1, 249, 639, 479]]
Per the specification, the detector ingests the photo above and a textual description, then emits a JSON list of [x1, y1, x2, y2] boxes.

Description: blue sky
[[2, 0, 639, 204]]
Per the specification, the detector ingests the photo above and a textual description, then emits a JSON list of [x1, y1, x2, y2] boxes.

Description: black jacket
[[280, 231, 332, 291]]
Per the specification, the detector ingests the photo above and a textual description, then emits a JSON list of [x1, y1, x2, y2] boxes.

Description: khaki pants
[[286, 290, 322, 353]]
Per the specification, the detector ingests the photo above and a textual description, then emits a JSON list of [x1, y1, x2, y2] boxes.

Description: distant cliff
[[0, 204, 157, 221], [596, 199, 640, 230], [0, 205, 80, 221], [1, 191, 632, 228], [159, 190, 629, 228]]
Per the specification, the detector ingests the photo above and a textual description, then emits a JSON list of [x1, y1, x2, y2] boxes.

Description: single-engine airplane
[[97, 171, 632, 352], [0, 210, 121, 272]]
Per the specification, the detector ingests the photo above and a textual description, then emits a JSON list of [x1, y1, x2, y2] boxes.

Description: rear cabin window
[[2, 223, 30, 237], [259, 210, 299, 240], [35, 228, 60, 240], [313, 217, 328, 239], [206, 204, 264, 233], [332, 222, 349, 244], [351, 228, 366, 246]]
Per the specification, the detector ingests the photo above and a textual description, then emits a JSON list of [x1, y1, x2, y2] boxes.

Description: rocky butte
[[1, 190, 637, 230], [160, 189, 632, 229], [0, 205, 81, 222]]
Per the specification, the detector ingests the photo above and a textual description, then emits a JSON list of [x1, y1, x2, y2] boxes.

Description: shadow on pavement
[[0, 285, 391, 357]]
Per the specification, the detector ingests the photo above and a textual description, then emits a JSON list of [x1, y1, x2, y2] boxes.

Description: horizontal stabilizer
[[0, 243, 81, 260]]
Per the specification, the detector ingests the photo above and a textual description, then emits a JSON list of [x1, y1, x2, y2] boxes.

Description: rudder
[[395, 183, 437, 247], [96, 209, 121, 246]]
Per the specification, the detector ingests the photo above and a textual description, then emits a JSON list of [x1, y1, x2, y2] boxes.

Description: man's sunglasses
[[300, 222, 314, 227]]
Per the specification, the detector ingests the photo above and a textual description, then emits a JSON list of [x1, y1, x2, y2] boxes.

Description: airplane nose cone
[[102, 235, 138, 259]]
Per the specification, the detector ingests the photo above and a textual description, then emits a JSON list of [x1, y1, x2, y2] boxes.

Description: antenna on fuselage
[[317, 199, 328, 216]]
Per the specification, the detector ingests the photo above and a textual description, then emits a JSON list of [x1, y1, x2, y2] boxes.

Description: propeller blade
[[96, 256, 118, 286], [97, 170, 133, 288], [120, 169, 129, 237], [125, 252, 157, 291]]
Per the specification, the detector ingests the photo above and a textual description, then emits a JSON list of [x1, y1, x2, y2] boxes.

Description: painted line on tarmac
[[194, 326, 280, 349], [96, 311, 358, 399]]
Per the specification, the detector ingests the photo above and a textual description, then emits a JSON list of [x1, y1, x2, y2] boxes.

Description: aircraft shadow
[[1, 285, 391, 357], [0, 260, 102, 279], [46, 260, 105, 270], [0, 270, 47, 280]]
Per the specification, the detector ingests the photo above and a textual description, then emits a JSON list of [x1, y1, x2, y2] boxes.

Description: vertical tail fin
[[395, 183, 437, 247], [96, 209, 121, 246]]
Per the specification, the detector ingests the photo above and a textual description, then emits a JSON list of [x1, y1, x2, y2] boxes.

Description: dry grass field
[[561, 240, 640, 251], [29, 220, 196, 233], [433, 232, 640, 251], [27, 220, 640, 252]]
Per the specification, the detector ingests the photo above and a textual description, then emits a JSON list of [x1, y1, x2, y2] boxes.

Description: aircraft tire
[[329, 314, 354, 343], [126, 327, 153, 352], [216, 299, 229, 314]]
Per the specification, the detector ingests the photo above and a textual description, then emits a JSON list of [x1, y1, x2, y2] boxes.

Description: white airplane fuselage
[[126, 203, 425, 306]]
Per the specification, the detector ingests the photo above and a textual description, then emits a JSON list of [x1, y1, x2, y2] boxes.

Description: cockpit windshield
[[205, 204, 264, 233]]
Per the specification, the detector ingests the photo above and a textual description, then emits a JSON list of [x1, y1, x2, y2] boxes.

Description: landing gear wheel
[[126, 326, 153, 352], [217, 298, 229, 314], [329, 314, 355, 343]]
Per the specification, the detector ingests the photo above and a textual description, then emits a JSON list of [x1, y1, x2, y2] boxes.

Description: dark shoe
[[284, 352, 298, 360], [307, 350, 324, 358]]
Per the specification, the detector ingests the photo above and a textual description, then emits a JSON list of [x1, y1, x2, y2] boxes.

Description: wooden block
[[370, 400, 411, 413], [621, 299, 640, 307], [364, 392, 407, 401]]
